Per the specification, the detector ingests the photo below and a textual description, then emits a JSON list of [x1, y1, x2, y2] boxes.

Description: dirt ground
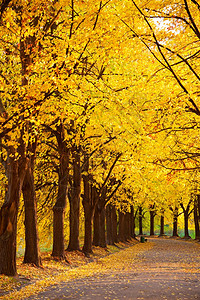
[[26, 237, 200, 300]]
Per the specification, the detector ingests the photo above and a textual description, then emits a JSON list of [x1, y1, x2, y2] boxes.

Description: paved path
[[28, 238, 200, 299]]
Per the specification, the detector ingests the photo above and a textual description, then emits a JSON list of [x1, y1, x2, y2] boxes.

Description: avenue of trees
[[0, 0, 200, 276]]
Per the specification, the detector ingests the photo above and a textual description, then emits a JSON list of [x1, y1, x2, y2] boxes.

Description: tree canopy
[[0, 0, 200, 276]]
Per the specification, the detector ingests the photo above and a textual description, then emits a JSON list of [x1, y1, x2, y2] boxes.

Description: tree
[[138, 206, 144, 235], [170, 205, 180, 237], [106, 203, 118, 245], [22, 138, 41, 266], [82, 154, 98, 254], [93, 154, 122, 247], [67, 144, 81, 251], [51, 122, 70, 259], [180, 197, 193, 239], [149, 203, 156, 236], [0, 0, 135, 273], [159, 209, 165, 236]]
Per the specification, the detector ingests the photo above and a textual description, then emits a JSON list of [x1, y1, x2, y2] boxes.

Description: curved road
[[28, 238, 200, 300]]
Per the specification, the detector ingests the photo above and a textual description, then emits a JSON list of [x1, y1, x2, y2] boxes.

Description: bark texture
[[180, 200, 192, 239], [22, 140, 41, 266], [82, 155, 98, 254], [23, 161, 41, 266], [93, 204, 106, 247], [0, 149, 27, 276], [159, 214, 165, 236], [194, 197, 200, 240], [138, 206, 143, 235], [106, 204, 118, 245], [67, 147, 81, 251], [172, 206, 179, 237], [130, 206, 136, 238], [52, 124, 69, 259], [149, 205, 156, 236], [118, 211, 125, 242]]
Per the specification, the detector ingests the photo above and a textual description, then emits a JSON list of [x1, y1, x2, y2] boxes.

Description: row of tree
[[0, 0, 148, 276], [1, 0, 200, 277]]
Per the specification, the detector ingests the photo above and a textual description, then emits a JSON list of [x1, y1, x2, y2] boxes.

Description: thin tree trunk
[[180, 202, 192, 239], [93, 204, 100, 246], [52, 124, 69, 259], [67, 147, 81, 251], [138, 206, 143, 235], [112, 206, 118, 243], [99, 206, 106, 247], [93, 188, 107, 248], [124, 212, 131, 240], [149, 204, 156, 236], [82, 155, 98, 254], [184, 213, 190, 238], [106, 204, 113, 245], [197, 195, 200, 221], [159, 214, 165, 236], [82, 184, 97, 254], [194, 198, 200, 240], [150, 211, 155, 236], [130, 206, 136, 239], [172, 206, 179, 237], [118, 211, 125, 242]]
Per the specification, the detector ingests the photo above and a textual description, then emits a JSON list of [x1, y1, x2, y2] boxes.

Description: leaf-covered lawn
[[1, 239, 146, 299]]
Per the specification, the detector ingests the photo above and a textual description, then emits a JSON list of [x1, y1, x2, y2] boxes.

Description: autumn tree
[[180, 197, 193, 239]]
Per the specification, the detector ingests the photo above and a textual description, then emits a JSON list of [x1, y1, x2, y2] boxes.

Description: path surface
[[28, 238, 200, 299]]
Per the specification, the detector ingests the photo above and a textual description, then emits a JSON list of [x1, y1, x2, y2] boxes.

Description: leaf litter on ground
[[1, 238, 152, 299]]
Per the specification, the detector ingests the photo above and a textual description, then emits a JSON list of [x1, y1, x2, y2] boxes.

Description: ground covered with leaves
[[0, 239, 139, 299], [1, 237, 200, 299]]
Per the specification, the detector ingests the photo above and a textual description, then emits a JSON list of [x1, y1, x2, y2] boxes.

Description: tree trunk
[[183, 212, 190, 238], [124, 212, 131, 240], [0, 26, 35, 276], [194, 198, 200, 240], [106, 204, 118, 245], [172, 207, 179, 237], [52, 206, 66, 258], [82, 155, 98, 254], [112, 206, 118, 243], [93, 204, 106, 247], [130, 206, 136, 238], [159, 214, 165, 236], [93, 186, 107, 248], [52, 125, 69, 259], [118, 211, 125, 242], [67, 147, 81, 251], [138, 206, 143, 235], [149, 204, 156, 236], [99, 206, 106, 247], [150, 210, 155, 236], [93, 203, 100, 247], [82, 208, 93, 254], [22, 159, 41, 266], [106, 204, 113, 245], [0, 150, 27, 276], [197, 195, 200, 222], [180, 202, 192, 239]]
